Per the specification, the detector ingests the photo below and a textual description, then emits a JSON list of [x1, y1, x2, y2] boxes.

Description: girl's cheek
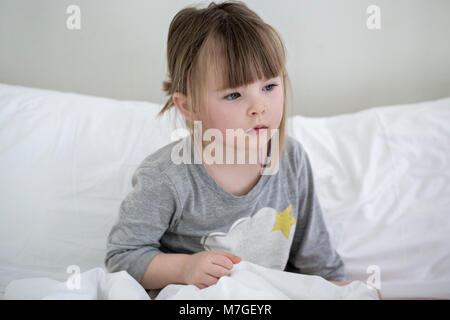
[[270, 95, 284, 126], [205, 108, 233, 137]]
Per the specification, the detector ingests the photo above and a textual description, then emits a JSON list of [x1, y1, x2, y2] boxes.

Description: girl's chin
[[199, 131, 272, 149], [225, 139, 269, 149]]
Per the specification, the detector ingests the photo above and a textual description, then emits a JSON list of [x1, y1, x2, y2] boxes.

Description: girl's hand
[[182, 251, 242, 289]]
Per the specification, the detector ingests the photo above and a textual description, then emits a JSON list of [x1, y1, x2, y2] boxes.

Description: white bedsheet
[[4, 267, 150, 300], [3, 261, 378, 300]]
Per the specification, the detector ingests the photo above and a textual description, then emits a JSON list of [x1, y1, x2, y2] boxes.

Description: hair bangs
[[201, 20, 286, 93]]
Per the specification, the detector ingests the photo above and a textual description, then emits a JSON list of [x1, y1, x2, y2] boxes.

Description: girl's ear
[[173, 92, 193, 121]]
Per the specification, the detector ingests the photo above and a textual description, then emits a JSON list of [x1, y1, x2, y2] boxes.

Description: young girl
[[105, 0, 347, 296]]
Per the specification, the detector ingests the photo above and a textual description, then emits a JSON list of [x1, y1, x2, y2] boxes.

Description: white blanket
[[4, 261, 379, 300], [4, 268, 150, 300]]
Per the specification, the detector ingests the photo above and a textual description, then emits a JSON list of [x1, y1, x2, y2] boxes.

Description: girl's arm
[[104, 165, 180, 285], [140, 253, 190, 289]]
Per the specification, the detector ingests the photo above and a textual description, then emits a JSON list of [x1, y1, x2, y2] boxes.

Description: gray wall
[[1, 0, 449, 117]]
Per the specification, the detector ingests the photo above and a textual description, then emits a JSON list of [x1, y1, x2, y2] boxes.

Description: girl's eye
[[263, 83, 278, 92], [224, 92, 241, 101], [223, 83, 278, 101]]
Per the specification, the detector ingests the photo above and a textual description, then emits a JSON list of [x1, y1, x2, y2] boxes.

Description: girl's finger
[[197, 283, 207, 289], [215, 251, 242, 264], [202, 273, 219, 287], [208, 263, 231, 278], [211, 254, 233, 269]]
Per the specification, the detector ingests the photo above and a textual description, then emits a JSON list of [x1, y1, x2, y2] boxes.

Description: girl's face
[[202, 73, 284, 151]]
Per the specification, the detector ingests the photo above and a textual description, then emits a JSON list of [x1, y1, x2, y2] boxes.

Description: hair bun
[[162, 80, 172, 94]]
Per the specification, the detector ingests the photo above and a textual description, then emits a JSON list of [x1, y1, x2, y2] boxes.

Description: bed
[[0, 82, 449, 299]]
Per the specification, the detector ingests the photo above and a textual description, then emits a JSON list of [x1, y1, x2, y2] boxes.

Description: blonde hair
[[158, 0, 293, 168]]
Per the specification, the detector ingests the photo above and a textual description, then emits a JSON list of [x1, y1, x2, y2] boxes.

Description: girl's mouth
[[246, 125, 268, 135]]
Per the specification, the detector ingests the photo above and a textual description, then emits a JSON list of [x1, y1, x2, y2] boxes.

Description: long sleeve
[[285, 144, 346, 281], [104, 164, 180, 284]]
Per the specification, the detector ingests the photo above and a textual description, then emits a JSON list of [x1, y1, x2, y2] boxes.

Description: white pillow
[[287, 97, 450, 299], [0, 83, 183, 297]]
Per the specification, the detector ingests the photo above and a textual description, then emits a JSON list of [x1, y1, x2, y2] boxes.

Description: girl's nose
[[249, 103, 267, 116]]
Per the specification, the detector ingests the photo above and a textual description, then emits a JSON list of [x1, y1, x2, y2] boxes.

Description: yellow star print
[[271, 204, 296, 239]]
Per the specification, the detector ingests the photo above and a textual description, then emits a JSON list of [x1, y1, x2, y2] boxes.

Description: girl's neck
[[194, 140, 269, 197]]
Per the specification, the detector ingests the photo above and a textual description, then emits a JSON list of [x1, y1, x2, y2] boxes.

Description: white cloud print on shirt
[[201, 205, 296, 270]]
